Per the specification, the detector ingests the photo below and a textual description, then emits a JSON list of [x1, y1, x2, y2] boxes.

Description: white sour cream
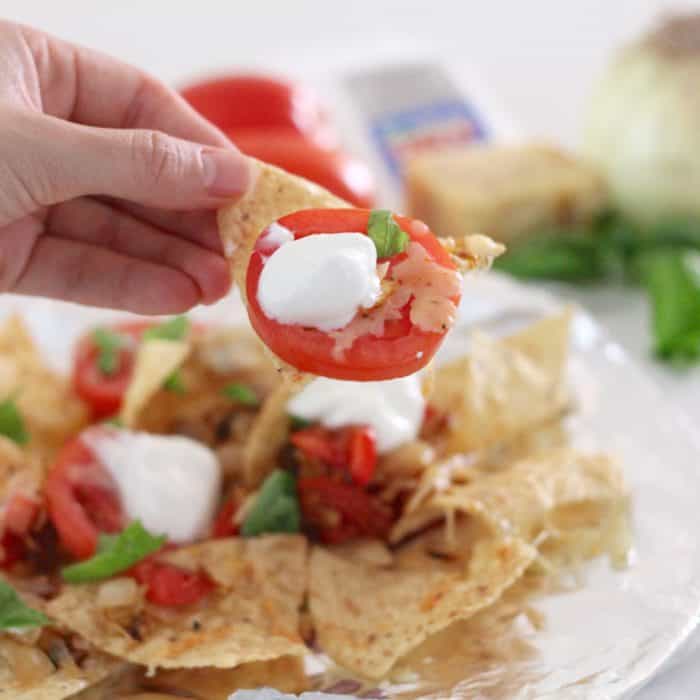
[[258, 232, 381, 331], [85, 429, 221, 543], [287, 375, 425, 453]]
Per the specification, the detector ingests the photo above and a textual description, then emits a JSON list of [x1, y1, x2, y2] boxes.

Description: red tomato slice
[[181, 75, 335, 146], [131, 557, 215, 607], [72, 321, 153, 419], [246, 209, 460, 380], [45, 435, 125, 560], [228, 128, 374, 208]]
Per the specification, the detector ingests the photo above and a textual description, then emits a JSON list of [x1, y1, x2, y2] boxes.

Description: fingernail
[[202, 148, 251, 197]]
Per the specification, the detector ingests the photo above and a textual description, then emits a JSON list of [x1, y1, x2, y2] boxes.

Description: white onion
[[583, 13, 700, 224]]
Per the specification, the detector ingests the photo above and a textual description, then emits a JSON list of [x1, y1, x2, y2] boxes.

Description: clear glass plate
[[3, 273, 700, 699]]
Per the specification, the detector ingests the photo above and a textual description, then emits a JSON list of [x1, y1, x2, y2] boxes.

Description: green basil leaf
[[367, 209, 409, 259], [0, 580, 48, 630], [163, 370, 186, 394], [92, 328, 123, 376], [0, 397, 28, 445], [242, 470, 300, 537], [643, 250, 700, 362], [61, 521, 165, 584], [103, 416, 124, 428], [142, 316, 189, 342], [221, 383, 258, 406]]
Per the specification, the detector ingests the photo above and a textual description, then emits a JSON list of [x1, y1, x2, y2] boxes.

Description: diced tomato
[[72, 321, 152, 419], [291, 425, 377, 486], [228, 128, 374, 207], [180, 74, 335, 146], [246, 209, 461, 381], [212, 499, 240, 538], [45, 435, 125, 560], [348, 427, 377, 487], [0, 531, 26, 569], [131, 557, 215, 607], [291, 425, 348, 468], [298, 476, 393, 544], [3, 492, 41, 537]]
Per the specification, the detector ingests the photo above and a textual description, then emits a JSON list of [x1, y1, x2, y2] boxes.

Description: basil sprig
[[495, 212, 700, 364], [367, 209, 409, 258], [0, 580, 48, 630], [242, 470, 300, 537], [62, 521, 165, 584]]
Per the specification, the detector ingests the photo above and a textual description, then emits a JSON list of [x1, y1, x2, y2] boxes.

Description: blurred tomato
[[229, 128, 375, 208], [181, 74, 335, 146]]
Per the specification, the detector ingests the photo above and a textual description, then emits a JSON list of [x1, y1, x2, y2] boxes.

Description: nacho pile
[[0, 298, 629, 699]]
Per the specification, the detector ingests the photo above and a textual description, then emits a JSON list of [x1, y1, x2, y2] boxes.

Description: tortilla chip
[[217, 159, 348, 307], [432, 311, 571, 456], [47, 536, 308, 670], [120, 340, 190, 427], [309, 533, 535, 679], [390, 447, 626, 545], [144, 656, 308, 698], [0, 631, 118, 700], [243, 377, 310, 487], [0, 316, 88, 460]]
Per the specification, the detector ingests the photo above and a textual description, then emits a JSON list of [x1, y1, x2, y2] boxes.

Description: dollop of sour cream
[[258, 229, 381, 331], [85, 429, 221, 543], [287, 375, 425, 453]]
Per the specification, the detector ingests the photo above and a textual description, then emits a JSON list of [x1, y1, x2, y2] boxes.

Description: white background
[[2, 1, 700, 697]]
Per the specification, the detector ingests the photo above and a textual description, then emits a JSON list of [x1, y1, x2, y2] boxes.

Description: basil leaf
[[242, 470, 300, 537], [0, 580, 48, 630], [643, 250, 700, 362], [221, 383, 258, 406], [367, 209, 409, 259], [62, 521, 165, 584], [92, 328, 123, 376], [142, 316, 189, 342], [163, 370, 186, 394], [0, 398, 28, 445], [103, 416, 123, 428]]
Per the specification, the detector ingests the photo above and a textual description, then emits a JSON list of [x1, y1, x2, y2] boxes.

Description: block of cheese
[[405, 144, 607, 243]]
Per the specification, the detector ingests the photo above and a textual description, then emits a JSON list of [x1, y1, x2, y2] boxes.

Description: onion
[[96, 578, 141, 609], [583, 13, 700, 224]]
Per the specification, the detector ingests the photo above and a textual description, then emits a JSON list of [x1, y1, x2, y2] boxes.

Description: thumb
[[0, 109, 251, 219]]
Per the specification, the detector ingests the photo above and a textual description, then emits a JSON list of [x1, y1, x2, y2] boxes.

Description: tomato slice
[[228, 128, 374, 207], [297, 476, 393, 544], [181, 75, 335, 146], [45, 436, 125, 560], [131, 557, 215, 607], [72, 321, 153, 419], [246, 209, 460, 380]]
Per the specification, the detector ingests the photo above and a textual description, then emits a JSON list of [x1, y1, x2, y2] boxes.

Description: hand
[[0, 21, 251, 314]]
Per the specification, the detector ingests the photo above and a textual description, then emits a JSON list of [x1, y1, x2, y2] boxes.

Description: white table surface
[[2, 1, 700, 696]]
